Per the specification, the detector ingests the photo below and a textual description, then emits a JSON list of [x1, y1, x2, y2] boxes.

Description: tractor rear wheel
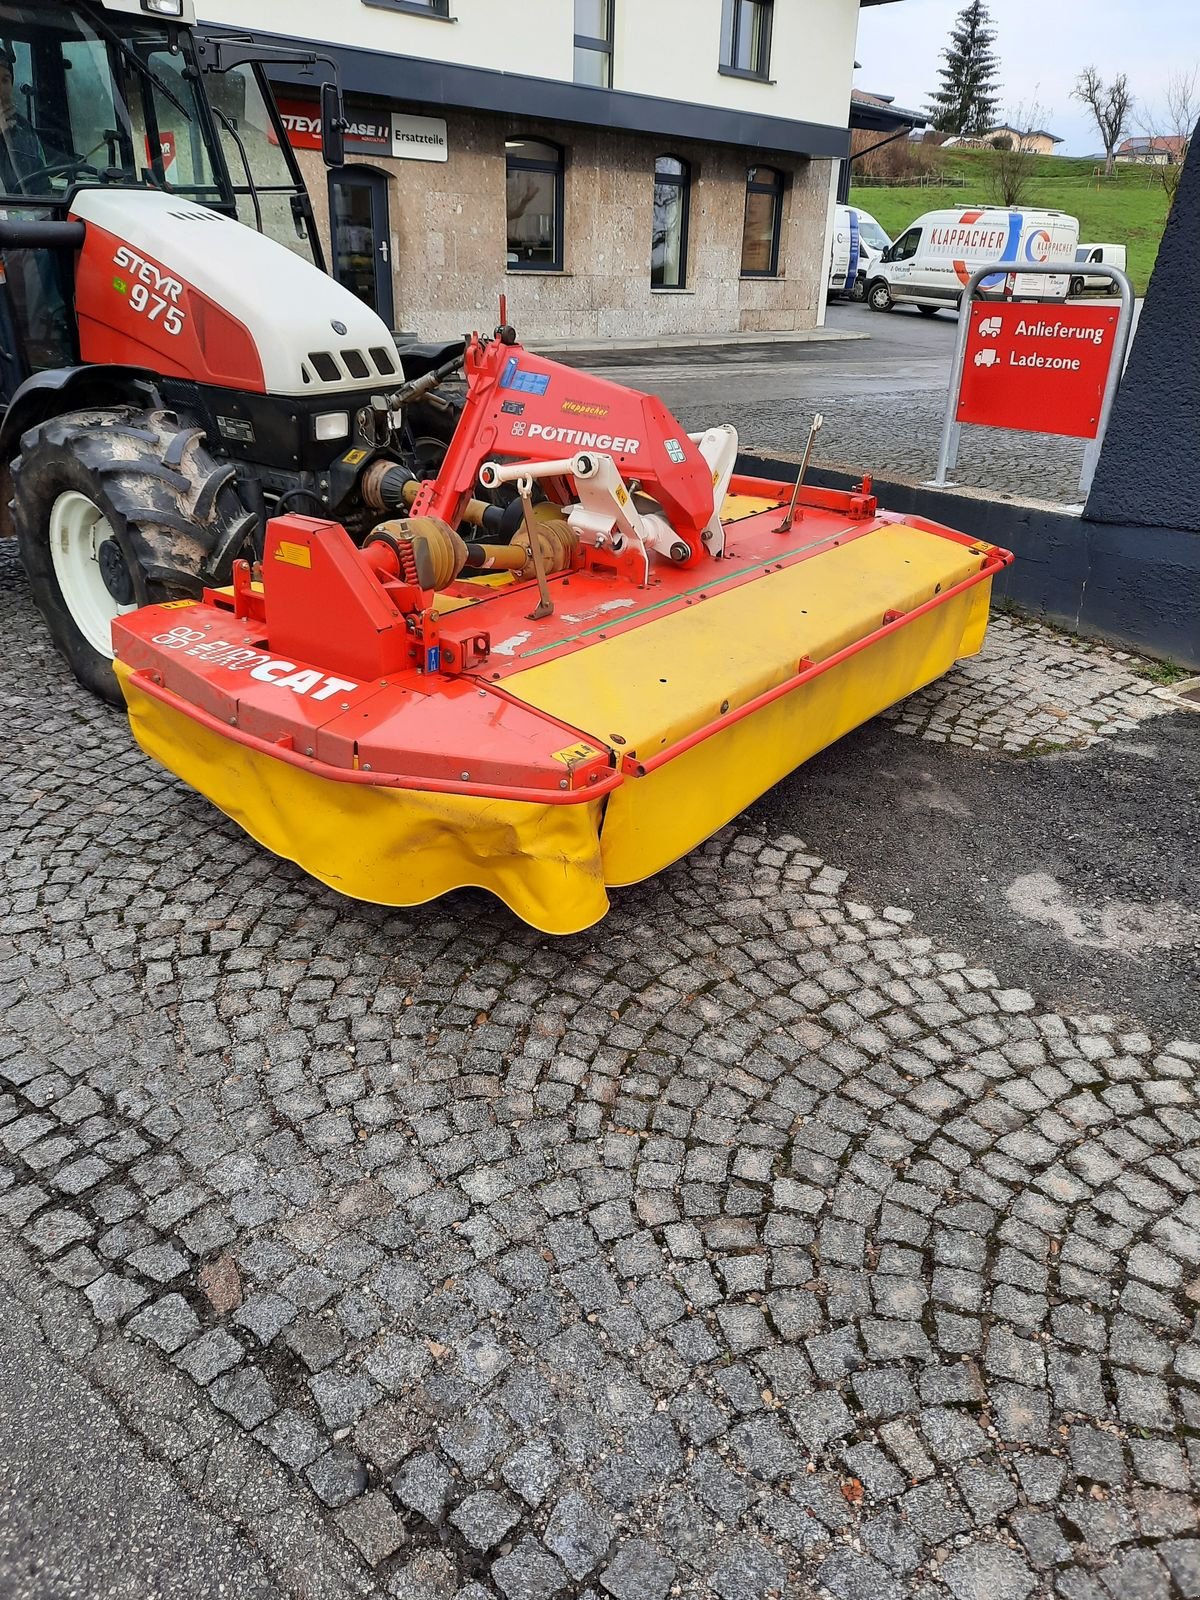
[[12, 407, 254, 706]]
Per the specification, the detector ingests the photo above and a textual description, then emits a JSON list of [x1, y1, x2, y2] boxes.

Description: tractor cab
[[0, 0, 328, 386]]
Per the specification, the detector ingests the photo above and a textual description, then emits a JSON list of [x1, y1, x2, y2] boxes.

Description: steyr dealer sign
[[956, 301, 1122, 439], [275, 98, 448, 163]]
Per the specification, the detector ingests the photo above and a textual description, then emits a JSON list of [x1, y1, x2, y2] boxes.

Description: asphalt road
[[754, 705, 1200, 1039], [562, 302, 1093, 502], [0, 1289, 282, 1600]]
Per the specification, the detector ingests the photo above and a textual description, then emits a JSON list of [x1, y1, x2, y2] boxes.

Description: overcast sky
[[855, 0, 1200, 155]]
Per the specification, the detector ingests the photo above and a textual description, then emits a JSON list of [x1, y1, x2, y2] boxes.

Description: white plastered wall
[[197, 0, 573, 78], [612, 0, 859, 129], [198, 0, 860, 134]]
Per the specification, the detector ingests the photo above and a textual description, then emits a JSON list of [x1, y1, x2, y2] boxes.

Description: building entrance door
[[329, 167, 395, 329]]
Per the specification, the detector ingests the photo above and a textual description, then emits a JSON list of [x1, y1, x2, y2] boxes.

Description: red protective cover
[[72, 218, 265, 391]]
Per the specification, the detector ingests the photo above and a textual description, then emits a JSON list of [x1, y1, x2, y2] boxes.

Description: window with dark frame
[[651, 155, 690, 290], [720, 0, 773, 80], [506, 138, 564, 272], [740, 164, 784, 277], [362, 0, 451, 17], [892, 227, 921, 261], [574, 0, 613, 87]]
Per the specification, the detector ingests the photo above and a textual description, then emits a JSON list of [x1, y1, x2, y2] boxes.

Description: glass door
[[329, 166, 394, 329]]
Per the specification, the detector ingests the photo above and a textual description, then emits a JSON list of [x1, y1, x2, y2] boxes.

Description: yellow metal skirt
[[116, 524, 993, 935], [116, 661, 608, 935]]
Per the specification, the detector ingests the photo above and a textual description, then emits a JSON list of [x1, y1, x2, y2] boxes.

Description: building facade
[[1117, 136, 1188, 167], [985, 126, 1063, 156], [198, 0, 900, 342]]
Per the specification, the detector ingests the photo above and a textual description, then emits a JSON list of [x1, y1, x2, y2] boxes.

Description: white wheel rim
[[48, 490, 137, 658]]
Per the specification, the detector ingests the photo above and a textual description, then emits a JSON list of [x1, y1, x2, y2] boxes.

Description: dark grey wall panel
[[1085, 132, 1200, 530]]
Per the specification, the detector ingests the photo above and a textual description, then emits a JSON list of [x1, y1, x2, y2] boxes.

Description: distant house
[[1117, 135, 1188, 165], [985, 126, 1064, 155]]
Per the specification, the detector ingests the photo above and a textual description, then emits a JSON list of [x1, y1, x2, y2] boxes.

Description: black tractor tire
[[867, 280, 894, 313], [12, 407, 255, 706]]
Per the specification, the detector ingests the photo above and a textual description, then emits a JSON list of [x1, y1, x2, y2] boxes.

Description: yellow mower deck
[[115, 499, 1004, 935]]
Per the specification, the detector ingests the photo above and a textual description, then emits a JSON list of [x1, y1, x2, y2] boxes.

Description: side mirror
[[320, 81, 346, 168]]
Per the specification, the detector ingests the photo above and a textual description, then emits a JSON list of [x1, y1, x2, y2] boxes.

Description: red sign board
[[272, 95, 390, 154], [956, 301, 1122, 440], [145, 131, 177, 175]]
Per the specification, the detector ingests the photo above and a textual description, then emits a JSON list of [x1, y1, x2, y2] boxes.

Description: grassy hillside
[[850, 150, 1171, 294]]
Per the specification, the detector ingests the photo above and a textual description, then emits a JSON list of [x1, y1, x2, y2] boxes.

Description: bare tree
[[1073, 67, 1132, 177], [990, 104, 1046, 206], [1140, 65, 1200, 206]]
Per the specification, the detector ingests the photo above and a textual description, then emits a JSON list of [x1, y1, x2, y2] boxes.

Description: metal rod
[[1079, 268, 1136, 499], [519, 476, 554, 620], [775, 413, 824, 532], [932, 284, 976, 486], [480, 453, 588, 487]]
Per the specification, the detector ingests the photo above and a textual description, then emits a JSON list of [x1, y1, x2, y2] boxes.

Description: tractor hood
[[71, 188, 398, 398]]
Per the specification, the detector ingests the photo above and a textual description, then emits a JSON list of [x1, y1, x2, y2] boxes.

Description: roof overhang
[[199, 24, 851, 161], [850, 99, 926, 135]]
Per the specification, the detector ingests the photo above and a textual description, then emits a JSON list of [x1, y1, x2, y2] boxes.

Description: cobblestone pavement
[[882, 614, 1176, 752], [2, 542, 1199, 1600]]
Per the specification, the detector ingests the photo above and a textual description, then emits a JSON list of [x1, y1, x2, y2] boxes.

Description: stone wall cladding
[[297, 115, 832, 342]]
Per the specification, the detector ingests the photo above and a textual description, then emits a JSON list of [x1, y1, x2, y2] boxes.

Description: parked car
[[865, 207, 1080, 315], [828, 204, 892, 301], [1071, 243, 1127, 296]]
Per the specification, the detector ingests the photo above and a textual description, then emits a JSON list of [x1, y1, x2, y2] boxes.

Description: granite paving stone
[[600, 1537, 676, 1600], [940, 1543, 1037, 1600], [448, 1488, 522, 1552], [0, 568, 1194, 1597]]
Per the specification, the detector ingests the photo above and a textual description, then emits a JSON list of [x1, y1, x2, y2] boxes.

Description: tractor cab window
[[128, 43, 223, 199], [208, 64, 319, 266], [0, 3, 231, 207]]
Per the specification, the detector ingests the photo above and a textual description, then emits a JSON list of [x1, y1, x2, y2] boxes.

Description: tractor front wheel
[[12, 408, 254, 706]]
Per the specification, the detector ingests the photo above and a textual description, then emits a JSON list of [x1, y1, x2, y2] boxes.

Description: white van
[[1071, 243, 1127, 296], [865, 207, 1080, 316], [828, 204, 892, 301]]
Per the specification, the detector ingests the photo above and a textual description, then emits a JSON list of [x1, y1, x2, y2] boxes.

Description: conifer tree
[[928, 1, 1001, 138]]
